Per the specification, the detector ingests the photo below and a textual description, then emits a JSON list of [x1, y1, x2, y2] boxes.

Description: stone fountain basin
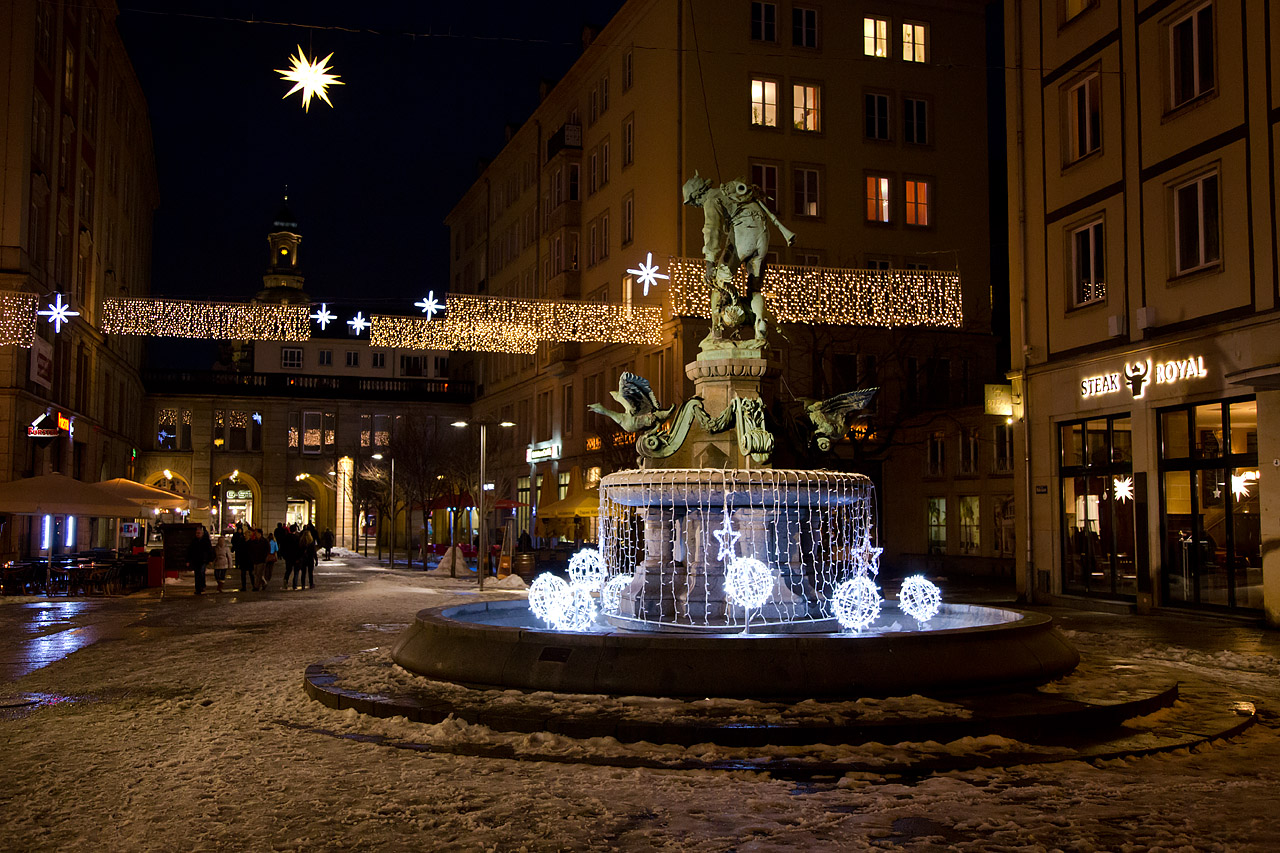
[[391, 599, 1080, 699]]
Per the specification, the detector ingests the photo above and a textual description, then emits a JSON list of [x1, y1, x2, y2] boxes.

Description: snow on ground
[[1, 554, 1279, 851]]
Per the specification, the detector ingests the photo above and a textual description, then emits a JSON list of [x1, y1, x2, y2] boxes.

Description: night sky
[[116, 1, 625, 364]]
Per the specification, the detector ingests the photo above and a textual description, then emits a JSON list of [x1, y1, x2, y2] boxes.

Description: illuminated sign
[[1081, 355, 1207, 400], [27, 412, 65, 440], [225, 488, 253, 501], [526, 444, 561, 463]]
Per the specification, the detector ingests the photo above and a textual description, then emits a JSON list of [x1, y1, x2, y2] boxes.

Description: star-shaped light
[[347, 311, 370, 335], [712, 513, 741, 562], [850, 537, 884, 578], [414, 291, 443, 319], [276, 46, 344, 112], [158, 429, 173, 443], [626, 251, 670, 296], [1232, 472, 1257, 500], [1113, 476, 1134, 503], [251, 412, 263, 425], [310, 303, 335, 330], [37, 293, 79, 333]]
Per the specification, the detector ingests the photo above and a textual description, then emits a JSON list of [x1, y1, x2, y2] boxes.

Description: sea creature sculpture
[[588, 372, 674, 434], [802, 388, 879, 451]]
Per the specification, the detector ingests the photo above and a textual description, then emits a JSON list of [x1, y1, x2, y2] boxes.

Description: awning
[[537, 489, 600, 519], [0, 473, 152, 517]]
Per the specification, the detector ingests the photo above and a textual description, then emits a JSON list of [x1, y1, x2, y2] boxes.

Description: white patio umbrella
[[96, 478, 209, 511], [0, 473, 150, 517]]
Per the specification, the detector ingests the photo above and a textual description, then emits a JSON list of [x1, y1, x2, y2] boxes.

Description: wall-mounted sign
[[225, 488, 253, 501], [526, 444, 561, 463], [1081, 355, 1208, 400], [120, 522, 140, 538], [27, 412, 65, 446], [29, 336, 52, 390], [984, 384, 1014, 416]]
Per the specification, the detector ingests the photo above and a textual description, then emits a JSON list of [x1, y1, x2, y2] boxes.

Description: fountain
[[392, 173, 1078, 699]]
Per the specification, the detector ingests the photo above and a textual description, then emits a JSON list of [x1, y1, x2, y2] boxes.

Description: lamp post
[[452, 418, 515, 591], [371, 453, 395, 567]]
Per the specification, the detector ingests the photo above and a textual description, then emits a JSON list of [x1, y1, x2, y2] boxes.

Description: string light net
[[898, 575, 942, 624], [667, 258, 963, 328], [568, 549, 607, 591], [101, 298, 310, 341], [833, 576, 882, 632], [0, 292, 38, 346], [599, 469, 876, 630]]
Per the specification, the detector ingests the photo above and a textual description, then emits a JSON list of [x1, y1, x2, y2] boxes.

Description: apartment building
[[1006, 0, 1279, 621]]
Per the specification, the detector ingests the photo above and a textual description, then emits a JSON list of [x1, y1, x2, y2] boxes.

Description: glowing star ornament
[[37, 293, 79, 333], [276, 46, 344, 112], [347, 311, 370, 335], [712, 513, 742, 561], [833, 576, 882, 632], [310, 303, 336, 330], [568, 549, 607, 591], [850, 537, 884, 578], [626, 252, 670, 296], [1232, 471, 1259, 500], [898, 575, 942, 624], [414, 292, 443, 319], [1113, 476, 1134, 502]]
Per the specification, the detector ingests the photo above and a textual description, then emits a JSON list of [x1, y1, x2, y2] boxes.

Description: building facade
[[1006, 0, 1280, 622], [0, 0, 158, 558], [447, 0, 1009, 570]]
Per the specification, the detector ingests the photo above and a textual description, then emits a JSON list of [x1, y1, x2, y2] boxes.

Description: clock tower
[[256, 195, 308, 304]]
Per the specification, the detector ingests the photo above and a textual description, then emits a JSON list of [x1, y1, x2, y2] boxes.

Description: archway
[[211, 470, 263, 534], [286, 472, 334, 533]]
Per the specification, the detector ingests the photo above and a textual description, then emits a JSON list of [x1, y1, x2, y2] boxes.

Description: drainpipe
[[1011, 0, 1036, 602]]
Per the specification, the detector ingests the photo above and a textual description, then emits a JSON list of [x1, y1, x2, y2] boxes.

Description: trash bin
[[513, 552, 537, 581], [147, 549, 165, 588]]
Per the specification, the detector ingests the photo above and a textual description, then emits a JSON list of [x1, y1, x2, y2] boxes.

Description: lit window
[[866, 176, 890, 223], [1170, 3, 1215, 109], [794, 168, 819, 217], [750, 78, 778, 127], [959, 496, 980, 555], [904, 179, 930, 226], [927, 497, 947, 554], [1071, 219, 1106, 306], [1068, 74, 1101, 161], [863, 17, 888, 57], [865, 93, 889, 140], [793, 84, 821, 131], [281, 347, 302, 369], [1173, 171, 1220, 275], [751, 2, 777, 42], [1065, 0, 1096, 22], [793, 7, 817, 48], [903, 23, 928, 63], [904, 97, 928, 144]]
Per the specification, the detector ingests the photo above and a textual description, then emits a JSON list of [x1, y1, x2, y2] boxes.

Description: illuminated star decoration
[[1113, 476, 1134, 502], [414, 292, 443, 319], [1232, 472, 1258, 500], [37, 293, 79, 333], [712, 513, 742, 561], [347, 311, 370, 335], [850, 536, 884, 578], [626, 252, 671, 296], [158, 429, 173, 444], [276, 46, 344, 112], [310, 303, 335, 330], [251, 412, 263, 425]]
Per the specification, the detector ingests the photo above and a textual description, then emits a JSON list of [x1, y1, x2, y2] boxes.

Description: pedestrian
[[320, 528, 334, 561], [248, 527, 270, 591], [212, 533, 231, 593], [297, 527, 316, 589], [187, 524, 215, 595], [266, 531, 278, 584], [278, 523, 298, 590]]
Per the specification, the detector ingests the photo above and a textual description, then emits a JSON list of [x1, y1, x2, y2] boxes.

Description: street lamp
[[371, 453, 395, 567], [451, 419, 515, 590]]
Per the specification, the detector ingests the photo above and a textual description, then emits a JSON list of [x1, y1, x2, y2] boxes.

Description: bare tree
[[389, 416, 471, 568]]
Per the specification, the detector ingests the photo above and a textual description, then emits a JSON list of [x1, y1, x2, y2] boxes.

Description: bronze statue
[[588, 372, 674, 434], [801, 388, 879, 451]]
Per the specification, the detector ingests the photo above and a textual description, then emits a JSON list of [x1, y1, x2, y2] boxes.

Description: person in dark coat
[[247, 527, 270, 591], [297, 528, 316, 589], [320, 528, 335, 560], [232, 522, 252, 592], [278, 524, 298, 590], [186, 525, 215, 595]]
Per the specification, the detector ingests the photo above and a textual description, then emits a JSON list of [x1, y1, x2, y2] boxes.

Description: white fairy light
[[1113, 476, 1134, 502], [601, 574, 632, 615], [724, 556, 772, 611], [850, 536, 883, 578], [276, 46, 344, 112], [37, 293, 79, 333], [101, 298, 309, 340], [414, 292, 443, 319], [833, 576, 882, 632], [347, 311, 370, 335], [626, 251, 670, 296], [528, 573, 569, 627], [712, 513, 742, 562], [558, 584, 598, 631], [310, 303, 335, 330], [567, 549, 607, 591], [898, 575, 942, 624]]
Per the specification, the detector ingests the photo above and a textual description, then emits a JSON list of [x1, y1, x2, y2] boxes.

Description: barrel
[[512, 552, 537, 581]]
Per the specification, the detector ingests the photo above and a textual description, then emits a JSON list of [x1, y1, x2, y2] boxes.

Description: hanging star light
[[850, 536, 884, 578], [276, 45, 344, 112], [347, 311, 370, 335], [712, 513, 742, 561], [414, 292, 443, 319], [37, 293, 79, 333], [1232, 471, 1258, 500], [310, 303, 335, 330], [1113, 476, 1134, 502], [626, 251, 671, 296]]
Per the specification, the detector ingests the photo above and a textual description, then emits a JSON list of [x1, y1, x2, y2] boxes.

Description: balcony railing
[[143, 369, 474, 403]]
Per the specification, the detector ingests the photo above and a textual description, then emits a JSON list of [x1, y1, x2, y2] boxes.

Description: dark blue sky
[[118, 1, 625, 315]]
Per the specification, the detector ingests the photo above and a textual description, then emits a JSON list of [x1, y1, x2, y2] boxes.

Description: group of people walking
[[187, 521, 335, 595]]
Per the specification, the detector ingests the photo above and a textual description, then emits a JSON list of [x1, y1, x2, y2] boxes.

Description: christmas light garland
[[667, 257, 963, 327], [0, 292, 38, 346], [101, 298, 310, 341]]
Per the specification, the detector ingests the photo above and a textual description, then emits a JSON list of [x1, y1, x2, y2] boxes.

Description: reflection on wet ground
[[0, 601, 100, 681]]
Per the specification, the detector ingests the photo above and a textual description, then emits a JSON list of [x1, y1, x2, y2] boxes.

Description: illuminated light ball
[[833, 576, 882, 633], [568, 549, 608, 591], [601, 574, 633, 615], [528, 573, 570, 627], [724, 557, 773, 611], [898, 575, 942, 624], [557, 584, 598, 632]]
